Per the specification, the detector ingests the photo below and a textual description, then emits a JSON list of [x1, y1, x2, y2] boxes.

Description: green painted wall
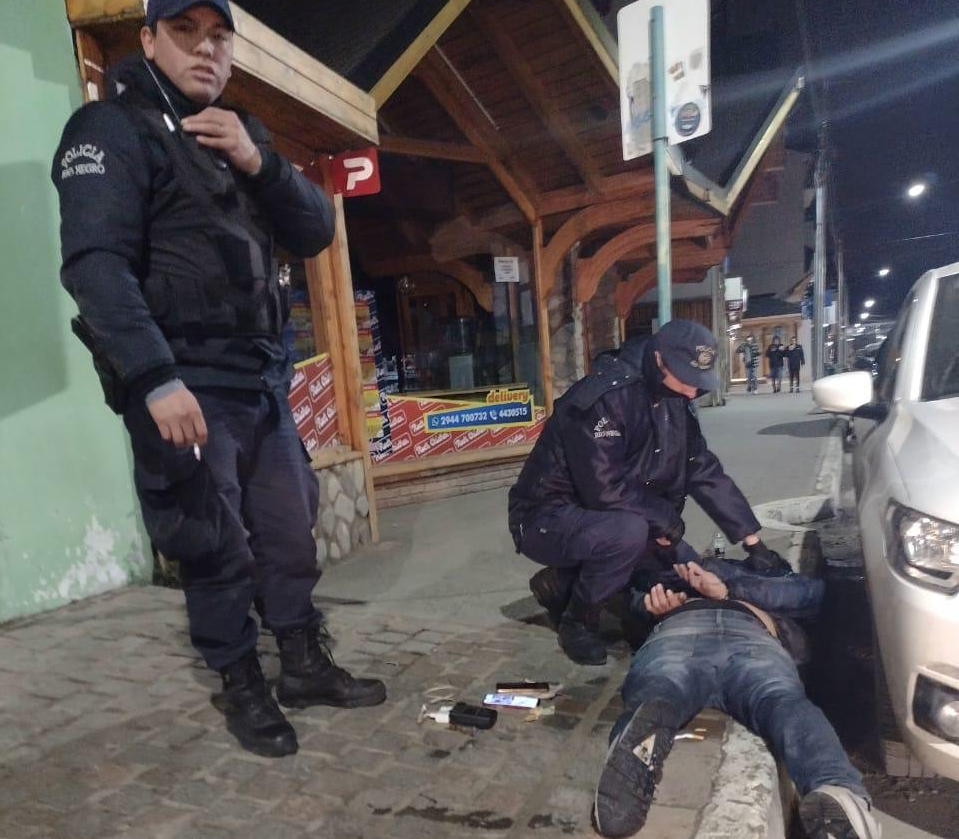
[[0, 1, 151, 622]]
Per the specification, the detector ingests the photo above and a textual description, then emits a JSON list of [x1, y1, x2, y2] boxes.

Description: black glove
[[744, 540, 792, 576], [648, 510, 685, 545]]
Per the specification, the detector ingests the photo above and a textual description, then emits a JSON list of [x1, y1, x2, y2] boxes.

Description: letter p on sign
[[331, 148, 381, 197]]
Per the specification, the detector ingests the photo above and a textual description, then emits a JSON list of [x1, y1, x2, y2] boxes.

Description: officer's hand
[[643, 584, 687, 616], [147, 388, 208, 449], [673, 562, 728, 600], [180, 108, 262, 175], [744, 539, 792, 576]]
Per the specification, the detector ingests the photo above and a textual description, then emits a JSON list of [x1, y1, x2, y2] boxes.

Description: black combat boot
[[216, 651, 298, 758], [276, 625, 387, 709], [529, 566, 577, 628], [557, 592, 607, 666]]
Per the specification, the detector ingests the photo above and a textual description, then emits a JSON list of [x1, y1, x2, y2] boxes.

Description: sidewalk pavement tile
[[0, 585, 713, 839]]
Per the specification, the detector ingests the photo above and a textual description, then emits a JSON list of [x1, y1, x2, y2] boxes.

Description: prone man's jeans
[[617, 609, 867, 798]]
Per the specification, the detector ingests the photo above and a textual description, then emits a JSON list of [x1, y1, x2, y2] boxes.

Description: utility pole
[[650, 5, 672, 326], [835, 239, 846, 370], [812, 128, 827, 381]]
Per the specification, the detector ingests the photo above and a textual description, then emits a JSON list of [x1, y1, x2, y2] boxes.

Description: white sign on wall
[[618, 0, 712, 160], [493, 256, 521, 283]]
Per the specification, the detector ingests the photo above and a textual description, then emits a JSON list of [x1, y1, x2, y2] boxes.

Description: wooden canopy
[[349, 0, 798, 324]]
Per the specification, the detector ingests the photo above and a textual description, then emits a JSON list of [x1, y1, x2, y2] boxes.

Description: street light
[[878, 267, 891, 277], [864, 299, 875, 308], [907, 181, 927, 198], [860, 312, 870, 320]]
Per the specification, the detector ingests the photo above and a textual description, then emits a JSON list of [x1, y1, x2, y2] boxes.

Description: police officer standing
[[508, 320, 789, 665], [52, 0, 385, 758]]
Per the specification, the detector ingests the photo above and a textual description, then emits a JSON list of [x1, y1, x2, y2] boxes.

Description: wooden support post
[[305, 256, 351, 445], [311, 191, 379, 542], [531, 220, 554, 414], [507, 281, 521, 383]]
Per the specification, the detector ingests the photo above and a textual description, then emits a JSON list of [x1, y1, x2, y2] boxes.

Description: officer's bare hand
[[674, 562, 728, 600], [147, 388, 208, 449], [643, 584, 687, 616], [180, 108, 262, 175]]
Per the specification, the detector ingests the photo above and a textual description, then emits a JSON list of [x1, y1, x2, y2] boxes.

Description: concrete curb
[[695, 417, 845, 839]]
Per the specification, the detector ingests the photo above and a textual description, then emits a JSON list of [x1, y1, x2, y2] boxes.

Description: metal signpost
[[618, 0, 711, 327]]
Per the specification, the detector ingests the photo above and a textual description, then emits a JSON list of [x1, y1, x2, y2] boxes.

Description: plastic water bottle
[[712, 532, 726, 559]]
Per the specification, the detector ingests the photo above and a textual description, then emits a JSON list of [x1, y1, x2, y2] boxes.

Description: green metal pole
[[650, 5, 672, 326]]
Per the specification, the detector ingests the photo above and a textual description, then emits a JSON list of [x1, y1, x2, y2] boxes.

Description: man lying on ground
[[594, 561, 881, 839]]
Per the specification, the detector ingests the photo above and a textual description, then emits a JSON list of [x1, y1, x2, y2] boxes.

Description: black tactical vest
[[116, 91, 285, 349]]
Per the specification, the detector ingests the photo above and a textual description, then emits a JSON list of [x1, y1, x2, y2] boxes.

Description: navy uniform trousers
[[518, 505, 698, 603], [123, 386, 320, 671]]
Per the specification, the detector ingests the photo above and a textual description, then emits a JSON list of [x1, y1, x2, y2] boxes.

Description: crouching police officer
[[52, 0, 385, 757], [508, 320, 789, 665]]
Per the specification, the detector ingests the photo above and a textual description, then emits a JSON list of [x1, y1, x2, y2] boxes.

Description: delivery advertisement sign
[[372, 388, 546, 465], [618, 0, 711, 160]]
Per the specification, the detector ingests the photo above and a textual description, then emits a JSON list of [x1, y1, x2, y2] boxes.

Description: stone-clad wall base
[[315, 456, 372, 569]]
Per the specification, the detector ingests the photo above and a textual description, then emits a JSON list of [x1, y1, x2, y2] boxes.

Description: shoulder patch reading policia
[[59, 142, 107, 181], [691, 344, 716, 371]]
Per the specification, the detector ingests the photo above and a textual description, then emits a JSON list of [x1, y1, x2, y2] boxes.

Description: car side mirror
[[812, 371, 878, 416]]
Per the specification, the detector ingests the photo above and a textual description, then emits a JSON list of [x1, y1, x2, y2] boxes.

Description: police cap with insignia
[[146, 0, 235, 30], [654, 319, 720, 392]]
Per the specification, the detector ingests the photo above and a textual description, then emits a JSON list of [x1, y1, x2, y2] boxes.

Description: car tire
[[873, 630, 937, 778]]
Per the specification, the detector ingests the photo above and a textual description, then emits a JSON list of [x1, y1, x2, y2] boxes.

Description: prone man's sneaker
[[593, 703, 676, 838], [800, 785, 882, 839]]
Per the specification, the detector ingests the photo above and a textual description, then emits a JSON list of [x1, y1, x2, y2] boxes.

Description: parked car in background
[[813, 262, 959, 781]]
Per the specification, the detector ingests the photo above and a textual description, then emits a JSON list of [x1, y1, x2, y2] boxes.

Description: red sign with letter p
[[331, 148, 381, 197]]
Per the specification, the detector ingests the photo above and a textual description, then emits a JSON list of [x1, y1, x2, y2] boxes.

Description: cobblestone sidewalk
[[0, 585, 727, 839]]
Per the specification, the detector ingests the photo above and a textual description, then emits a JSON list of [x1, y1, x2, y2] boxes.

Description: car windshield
[[922, 272, 959, 401]]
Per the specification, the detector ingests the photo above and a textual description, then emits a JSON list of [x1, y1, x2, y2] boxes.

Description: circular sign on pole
[[675, 102, 702, 136]]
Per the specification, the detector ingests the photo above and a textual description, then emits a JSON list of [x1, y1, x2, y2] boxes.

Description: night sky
[[786, 0, 959, 321]]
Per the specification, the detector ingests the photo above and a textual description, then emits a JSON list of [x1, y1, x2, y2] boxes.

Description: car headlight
[[887, 503, 959, 593]]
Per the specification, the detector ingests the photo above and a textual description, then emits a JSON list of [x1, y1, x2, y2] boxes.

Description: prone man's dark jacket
[[507, 337, 760, 549], [52, 56, 335, 404]]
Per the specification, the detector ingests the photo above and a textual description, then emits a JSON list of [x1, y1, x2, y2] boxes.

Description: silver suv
[[813, 262, 959, 780]]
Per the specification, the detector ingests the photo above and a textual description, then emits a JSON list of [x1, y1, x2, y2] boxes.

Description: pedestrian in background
[[508, 320, 790, 667], [765, 337, 785, 393], [52, 0, 385, 759], [737, 334, 760, 393], [786, 336, 806, 392]]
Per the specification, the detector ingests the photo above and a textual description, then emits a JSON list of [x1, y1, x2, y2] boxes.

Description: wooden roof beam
[[574, 218, 718, 303], [415, 49, 539, 224], [538, 170, 656, 216], [370, 0, 473, 107], [378, 135, 486, 164], [541, 199, 657, 298], [613, 243, 727, 317], [470, 4, 603, 193]]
